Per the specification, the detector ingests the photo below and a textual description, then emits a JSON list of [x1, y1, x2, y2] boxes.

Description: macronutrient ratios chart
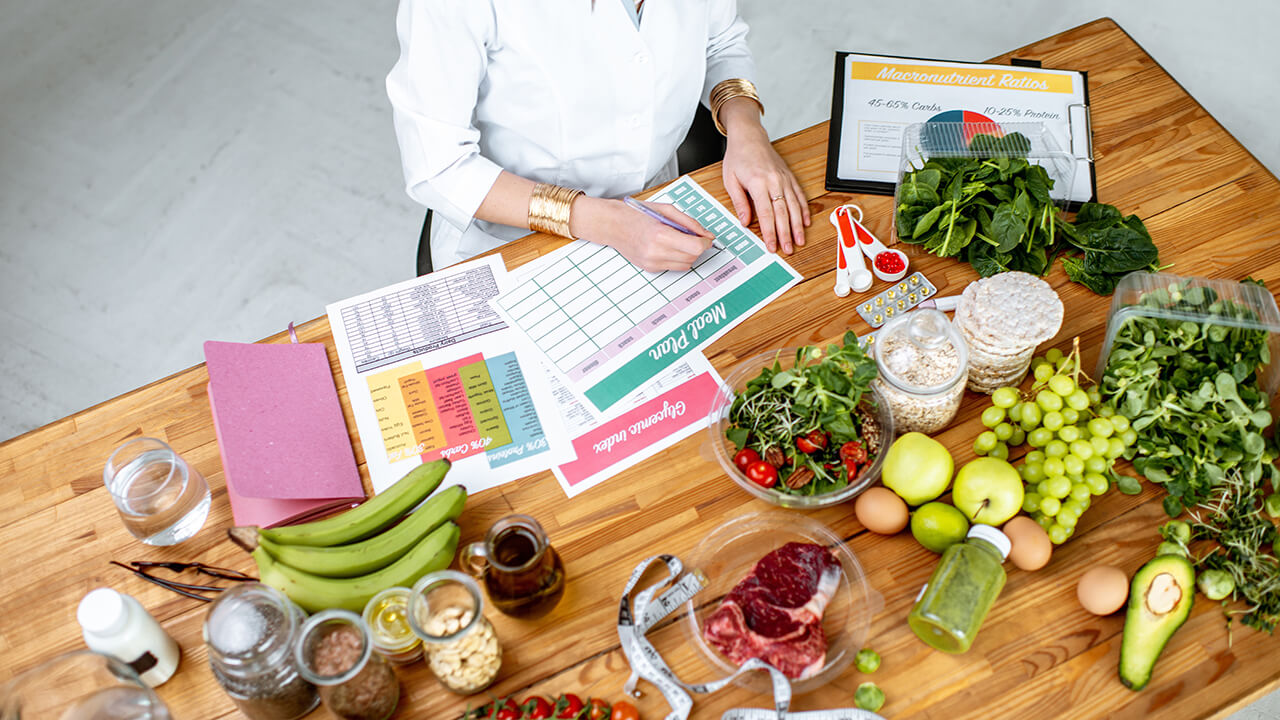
[[494, 177, 801, 413]]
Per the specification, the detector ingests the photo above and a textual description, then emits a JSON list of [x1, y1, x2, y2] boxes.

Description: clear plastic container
[[871, 309, 969, 434], [407, 571, 502, 695], [295, 610, 400, 720], [891, 121, 1077, 249], [682, 511, 882, 695], [706, 347, 895, 509], [1096, 272, 1280, 399]]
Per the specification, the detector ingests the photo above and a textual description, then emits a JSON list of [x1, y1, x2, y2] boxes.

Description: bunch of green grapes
[[972, 346, 1139, 545]]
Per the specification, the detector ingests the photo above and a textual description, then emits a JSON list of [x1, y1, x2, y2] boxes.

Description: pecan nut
[[784, 467, 815, 490], [763, 445, 786, 468]]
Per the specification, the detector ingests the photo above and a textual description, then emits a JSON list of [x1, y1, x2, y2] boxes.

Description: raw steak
[[702, 542, 842, 679]]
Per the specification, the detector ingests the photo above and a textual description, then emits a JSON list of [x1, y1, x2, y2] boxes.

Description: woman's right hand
[[570, 197, 715, 272]]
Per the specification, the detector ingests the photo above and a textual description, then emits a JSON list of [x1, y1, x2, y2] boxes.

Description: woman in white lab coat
[[387, 0, 809, 272]]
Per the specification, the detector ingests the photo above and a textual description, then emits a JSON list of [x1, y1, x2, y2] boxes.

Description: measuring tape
[[616, 555, 887, 720]]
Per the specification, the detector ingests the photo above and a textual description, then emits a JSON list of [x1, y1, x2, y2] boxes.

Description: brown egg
[[1003, 516, 1052, 571], [1077, 566, 1130, 615], [855, 487, 909, 535]]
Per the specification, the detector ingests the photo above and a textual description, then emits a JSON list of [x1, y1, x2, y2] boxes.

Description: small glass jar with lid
[[871, 308, 969, 435], [363, 587, 423, 665], [203, 583, 319, 720], [295, 609, 400, 720], [407, 570, 502, 695]]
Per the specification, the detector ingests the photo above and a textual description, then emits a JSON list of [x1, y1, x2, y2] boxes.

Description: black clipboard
[[824, 51, 1096, 208]]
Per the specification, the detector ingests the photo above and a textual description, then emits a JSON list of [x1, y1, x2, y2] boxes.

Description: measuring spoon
[[849, 213, 910, 282], [830, 205, 873, 293]]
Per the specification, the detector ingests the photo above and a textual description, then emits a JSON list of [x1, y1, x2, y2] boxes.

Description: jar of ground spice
[[204, 583, 319, 720], [295, 610, 400, 720]]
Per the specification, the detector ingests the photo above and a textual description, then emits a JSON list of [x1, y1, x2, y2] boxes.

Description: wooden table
[[4, 18, 1279, 720]]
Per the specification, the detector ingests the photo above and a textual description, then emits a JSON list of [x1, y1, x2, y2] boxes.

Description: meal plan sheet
[[493, 176, 801, 414], [326, 256, 573, 494]]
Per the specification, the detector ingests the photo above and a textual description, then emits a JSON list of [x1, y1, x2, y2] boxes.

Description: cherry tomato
[[732, 448, 760, 471], [795, 430, 828, 453], [745, 460, 778, 488], [524, 696, 555, 719], [586, 698, 612, 720], [843, 458, 861, 480], [611, 700, 641, 720], [555, 694, 586, 720], [839, 441, 867, 464], [494, 698, 522, 720]]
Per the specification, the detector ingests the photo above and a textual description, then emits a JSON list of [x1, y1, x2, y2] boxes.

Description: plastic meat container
[[891, 121, 1077, 246], [1095, 272, 1280, 399]]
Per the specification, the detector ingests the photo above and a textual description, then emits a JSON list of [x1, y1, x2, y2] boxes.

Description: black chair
[[416, 104, 726, 276]]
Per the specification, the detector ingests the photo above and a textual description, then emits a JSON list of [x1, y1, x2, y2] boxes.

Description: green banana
[[259, 485, 466, 578], [254, 521, 461, 613], [259, 459, 450, 547]]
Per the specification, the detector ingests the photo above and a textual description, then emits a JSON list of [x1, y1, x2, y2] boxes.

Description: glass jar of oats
[[871, 309, 969, 435]]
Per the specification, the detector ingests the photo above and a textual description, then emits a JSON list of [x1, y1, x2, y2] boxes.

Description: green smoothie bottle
[[908, 524, 1011, 653]]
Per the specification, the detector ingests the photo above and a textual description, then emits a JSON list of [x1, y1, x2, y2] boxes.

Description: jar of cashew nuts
[[407, 571, 502, 695]]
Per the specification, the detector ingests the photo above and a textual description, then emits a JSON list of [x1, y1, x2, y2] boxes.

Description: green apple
[[952, 457, 1024, 525], [881, 432, 954, 505]]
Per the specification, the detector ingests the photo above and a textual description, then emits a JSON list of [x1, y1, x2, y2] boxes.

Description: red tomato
[[586, 698, 612, 720], [493, 698, 521, 720], [839, 441, 867, 464], [745, 460, 778, 488], [524, 696, 555, 719], [732, 448, 760, 471], [795, 436, 818, 453], [610, 700, 641, 720], [555, 694, 585, 720]]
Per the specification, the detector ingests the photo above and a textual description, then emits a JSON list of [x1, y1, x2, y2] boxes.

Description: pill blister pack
[[854, 272, 937, 328]]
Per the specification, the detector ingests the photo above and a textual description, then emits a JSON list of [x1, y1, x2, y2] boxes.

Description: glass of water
[[104, 437, 211, 546], [0, 650, 172, 719]]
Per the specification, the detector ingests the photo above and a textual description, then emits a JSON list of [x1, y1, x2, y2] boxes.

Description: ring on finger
[[771, 194, 785, 202]]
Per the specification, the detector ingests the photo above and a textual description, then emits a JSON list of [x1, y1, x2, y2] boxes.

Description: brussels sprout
[[1160, 520, 1191, 545], [855, 648, 881, 674], [1156, 541, 1186, 557], [1197, 569, 1236, 600], [1265, 493, 1280, 519], [855, 682, 885, 712]]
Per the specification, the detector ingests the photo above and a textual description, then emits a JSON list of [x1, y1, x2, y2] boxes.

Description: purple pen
[[622, 196, 724, 250]]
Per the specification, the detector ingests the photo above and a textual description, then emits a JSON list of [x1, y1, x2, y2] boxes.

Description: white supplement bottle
[[77, 587, 181, 687]]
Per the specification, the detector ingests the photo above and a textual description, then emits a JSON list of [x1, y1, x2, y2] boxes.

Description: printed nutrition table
[[339, 263, 505, 373]]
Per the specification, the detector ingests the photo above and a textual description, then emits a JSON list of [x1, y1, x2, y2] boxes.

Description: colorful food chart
[[327, 257, 573, 494]]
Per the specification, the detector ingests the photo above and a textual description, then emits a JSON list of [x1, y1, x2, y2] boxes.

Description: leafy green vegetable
[[1099, 279, 1276, 512], [726, 331, 880, 496], [895, 132, 1160, 293]]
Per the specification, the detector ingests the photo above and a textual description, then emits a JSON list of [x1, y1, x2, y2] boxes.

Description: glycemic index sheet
[[493, 176, 801, 413]]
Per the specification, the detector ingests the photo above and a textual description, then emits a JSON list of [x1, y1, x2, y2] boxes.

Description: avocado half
[[1118, 554, 1196, 691]]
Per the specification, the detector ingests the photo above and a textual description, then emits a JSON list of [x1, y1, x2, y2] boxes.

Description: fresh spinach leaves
[[895, 132, 1160, 293]]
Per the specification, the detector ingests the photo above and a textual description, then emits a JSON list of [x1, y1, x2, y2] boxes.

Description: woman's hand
[[718, 97, 811, 255], [570, 197, 715, 272]]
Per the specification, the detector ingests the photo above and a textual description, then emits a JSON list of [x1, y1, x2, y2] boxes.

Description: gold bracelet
[[528, 183, 583, 239], [709, 78, 764, 136]]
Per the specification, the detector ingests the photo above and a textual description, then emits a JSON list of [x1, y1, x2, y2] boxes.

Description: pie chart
[[922, 110, 1001, 152]]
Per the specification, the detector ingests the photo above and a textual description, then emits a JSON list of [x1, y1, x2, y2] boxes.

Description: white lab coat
[[386, 0, 756, 269]]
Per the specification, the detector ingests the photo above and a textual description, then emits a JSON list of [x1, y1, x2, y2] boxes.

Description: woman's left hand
[[719, 98, 810, 254]]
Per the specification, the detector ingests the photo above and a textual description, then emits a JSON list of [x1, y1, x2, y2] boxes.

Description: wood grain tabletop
[[3, 17, 1279, 720]]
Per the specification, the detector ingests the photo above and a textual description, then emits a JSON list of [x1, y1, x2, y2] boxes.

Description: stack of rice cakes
[[956, 271, 1063, 394]]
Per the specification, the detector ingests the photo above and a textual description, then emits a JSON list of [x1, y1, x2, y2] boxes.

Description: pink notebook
[[205, 340, 365, 528]]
